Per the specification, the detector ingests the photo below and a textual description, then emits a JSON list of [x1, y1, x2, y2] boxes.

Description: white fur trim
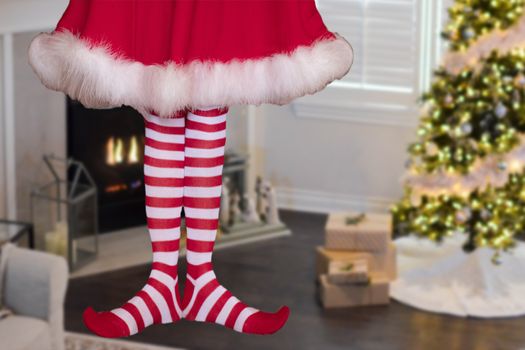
[[443, 11, 525, 74], [28, 30, 353, 116]]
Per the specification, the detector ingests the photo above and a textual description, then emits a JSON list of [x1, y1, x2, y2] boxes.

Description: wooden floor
[[65, 210, 525, 350]]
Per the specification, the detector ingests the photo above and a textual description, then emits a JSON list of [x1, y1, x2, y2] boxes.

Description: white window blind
[[293, 0, 441, 127], [317, 0, 419, 93]]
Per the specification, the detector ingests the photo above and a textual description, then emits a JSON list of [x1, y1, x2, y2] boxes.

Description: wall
[[0, 0, 70, 220], [13, 31, 66, 221], [0, 35, 6, 218], [225, 105, 248, 154], [258, 103, 416, 214]]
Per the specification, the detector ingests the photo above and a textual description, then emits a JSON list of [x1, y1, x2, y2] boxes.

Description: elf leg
[[181, 107, 290, 335], [83, 112, 186, 338]]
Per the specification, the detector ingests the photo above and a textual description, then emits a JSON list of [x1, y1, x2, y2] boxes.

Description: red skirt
[[29, 0, 353, 117]]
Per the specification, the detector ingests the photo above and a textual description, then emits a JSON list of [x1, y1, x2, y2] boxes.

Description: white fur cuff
[[28, 30, 353, 117]]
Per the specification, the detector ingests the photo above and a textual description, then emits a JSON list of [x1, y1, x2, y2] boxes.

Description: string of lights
[[393, 1, 525, 254]]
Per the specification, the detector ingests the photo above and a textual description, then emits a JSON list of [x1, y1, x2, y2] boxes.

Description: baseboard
[[275, 186, 396, 214]]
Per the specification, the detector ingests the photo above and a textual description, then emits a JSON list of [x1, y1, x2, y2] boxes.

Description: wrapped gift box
[[319, 273, 390, 308], [327, 259, 369, 285], [325, 212, 391, 252], [316, 244, 397, 280]]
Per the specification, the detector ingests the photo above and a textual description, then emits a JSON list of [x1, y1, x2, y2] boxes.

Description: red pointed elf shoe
[[181, 267, 291, 335], [83, 268, 183, 338], [83, 307, 132, 339], [242, 306, 290, 335]]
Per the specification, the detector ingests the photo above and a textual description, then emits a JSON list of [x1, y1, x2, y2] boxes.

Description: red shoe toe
[[82, 307, 130, 338], [242, 306, 290, 335]]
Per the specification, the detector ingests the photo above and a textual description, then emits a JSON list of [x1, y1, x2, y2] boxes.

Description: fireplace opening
[[67, 99, 146, 233]]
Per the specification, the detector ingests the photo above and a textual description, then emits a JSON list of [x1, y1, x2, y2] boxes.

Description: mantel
[[0, 0, 67, 35]]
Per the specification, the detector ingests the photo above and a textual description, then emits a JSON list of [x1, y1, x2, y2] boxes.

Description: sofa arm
[[1, 243, 68, 350]]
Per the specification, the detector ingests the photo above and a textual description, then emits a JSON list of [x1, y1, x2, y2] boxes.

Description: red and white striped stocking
[[83, 112, 185, 338], [181, 107, 290, 335]]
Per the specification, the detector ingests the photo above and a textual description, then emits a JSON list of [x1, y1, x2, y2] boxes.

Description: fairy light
[[391, 1, 525, 257], [443, 0, 525, 51]]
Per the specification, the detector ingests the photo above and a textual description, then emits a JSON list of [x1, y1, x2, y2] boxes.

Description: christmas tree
[[392, 0, 525, 261]]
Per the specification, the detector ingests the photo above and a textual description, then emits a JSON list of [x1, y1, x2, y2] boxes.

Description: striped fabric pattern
[[114, 113, 184, 334], [83, 107, 289, 338], [83, 113, 184, 338], [181, 108, 288, 335]]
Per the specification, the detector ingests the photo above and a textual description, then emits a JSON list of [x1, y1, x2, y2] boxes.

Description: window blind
[[317, 0, 420, 93], [293, 1, 441, 126]]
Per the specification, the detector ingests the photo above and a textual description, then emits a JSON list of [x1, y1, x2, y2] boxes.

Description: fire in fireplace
[[67, 99, 146, 232], [105, 135, 140, 167]]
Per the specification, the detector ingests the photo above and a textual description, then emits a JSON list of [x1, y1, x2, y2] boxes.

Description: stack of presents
[[317, 211, 397, 308]]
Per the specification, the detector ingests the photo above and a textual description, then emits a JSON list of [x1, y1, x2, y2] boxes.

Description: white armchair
[[0, 243, 68, 350]]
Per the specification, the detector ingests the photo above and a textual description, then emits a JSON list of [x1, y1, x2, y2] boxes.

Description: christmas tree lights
[[443, 0, 524, 51], [392, 1, 525, 255]]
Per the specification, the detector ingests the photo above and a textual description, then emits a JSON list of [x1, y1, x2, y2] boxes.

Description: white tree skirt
[[391, 234, 525, 318]]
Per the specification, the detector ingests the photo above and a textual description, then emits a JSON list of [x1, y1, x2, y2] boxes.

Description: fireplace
[[67, 100, 255, 234], [67, 99, 146, 232]]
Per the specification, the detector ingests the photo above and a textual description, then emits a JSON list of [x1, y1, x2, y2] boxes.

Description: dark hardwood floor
[[65, 210, 525, 350]]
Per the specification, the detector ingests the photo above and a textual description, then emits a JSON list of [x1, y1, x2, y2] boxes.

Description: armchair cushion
[[3, 244, 68, 320], [1, 243, 68, 350], [0, 315, 51, 350]]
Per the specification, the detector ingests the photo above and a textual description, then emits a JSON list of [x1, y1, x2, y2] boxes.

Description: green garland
[[408, 49, 525, 174], [443, 0, 524, 51]]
